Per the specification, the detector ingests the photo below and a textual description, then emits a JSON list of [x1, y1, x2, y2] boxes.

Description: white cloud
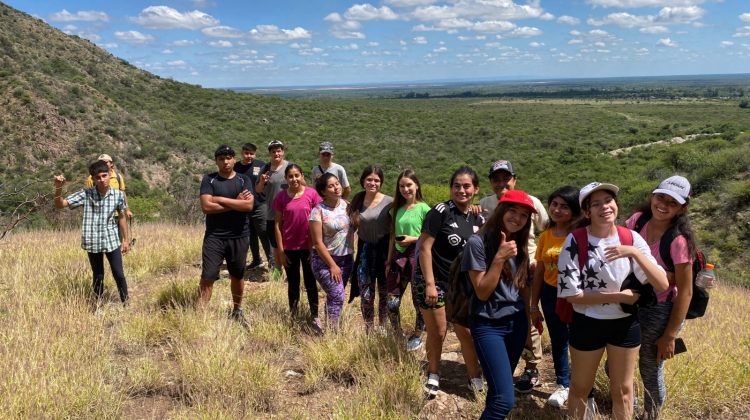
[[504, 26, 542, 38], [734, 26, 750, 38], [740, 13, 750, 23], [569, 39, 583, 44], [131, 6, 218, 30], [588, 6, 704, 30], [640, 25, 668, 33], [202, 26, 244, 38], [208, 40, 233, 47], [433, 46, 447, 52], [331, 29, 366, 39], [324, 12, 343, 22], [334, 43, 360, 50], [413, 36, 428, 44], [457, 35, 487, 41], [62, 24, 78, 31], [411, 5, 457, 21], [49, 9, 109, 22], [167, 60, 187, 66], [411, 0, 545, 22], [385, 0, 436, 6], [114, 30, 155, 45], [594, 41, 606, 47], [173, 39, 196, 46], [657, 37, 677, 47], [162, 49, 174, 54], [298, 47, 325, 56], [101, 43, 118, 49], [249, 25, 311, 43], [585, 0, 705, 7], [635, 47, 649, 55], [721, 41, 734, 47], [540, 13, 555, 21], [367, 41, 380, 47], [344, 4, 398, 21], [529, 41, 544, 48], [473, 20, 516, 33], [558, 15, 580, 25]]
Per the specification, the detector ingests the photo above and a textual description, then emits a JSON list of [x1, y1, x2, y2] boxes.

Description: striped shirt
[[66, 188, 127, 253]]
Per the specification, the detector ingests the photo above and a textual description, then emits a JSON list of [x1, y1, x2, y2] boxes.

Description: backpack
[[446, 237, 491, 328], [633, 212, 709, 319]]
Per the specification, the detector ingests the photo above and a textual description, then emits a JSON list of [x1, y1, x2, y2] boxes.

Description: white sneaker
[[585, 396, 598, 420], [469, 377, 485, 393], [547, 385, 569, 408], [406, 335, 423, 351], [424, 373, 439, 398]]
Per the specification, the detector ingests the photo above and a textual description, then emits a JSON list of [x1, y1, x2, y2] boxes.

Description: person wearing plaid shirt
[[54, 160, 130, 304]]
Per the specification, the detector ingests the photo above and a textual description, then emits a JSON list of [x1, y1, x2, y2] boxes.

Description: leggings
[[386, 244, 425, 333], [311, 252, 353, 328], [284, 249, 318, 319], [87, 248, 128, 303], [357, 237, 389, 328], [639, 301, 678, 419]]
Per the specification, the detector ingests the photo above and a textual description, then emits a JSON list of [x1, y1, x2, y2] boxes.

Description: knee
[[485, 392, 514, 419]]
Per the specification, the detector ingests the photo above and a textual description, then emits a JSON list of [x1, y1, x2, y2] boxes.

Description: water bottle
[[695, 263, 716, 290]]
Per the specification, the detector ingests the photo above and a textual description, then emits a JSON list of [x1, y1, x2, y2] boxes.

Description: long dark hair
[[391, 169, 423, 235], [479, 202, 531, 289], [632, 197, 697, 256], [547, 186, 582, 231], [284, 163, 307, 188], [449, 166, 480, 189], [348, 165, 386, 228]]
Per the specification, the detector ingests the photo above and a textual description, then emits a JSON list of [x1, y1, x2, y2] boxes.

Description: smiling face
[[650, 192, 686, 222], [398, 176, 418, 202], [363, 173, 382, 194], [584, 190, 618, 227], [502, 204, 531, 235], [451, 174, 478, 206], [324, 176, 342, 200], [490, 170, 516, 198], [285, 167, 304, 191], [549, 196, 573, 226]]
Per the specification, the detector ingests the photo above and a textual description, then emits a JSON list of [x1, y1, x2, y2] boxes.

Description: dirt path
[[607, 132, 721, 156]]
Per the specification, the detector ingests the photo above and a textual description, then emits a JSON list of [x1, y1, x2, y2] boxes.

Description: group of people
[[55, 140, 701, 420]]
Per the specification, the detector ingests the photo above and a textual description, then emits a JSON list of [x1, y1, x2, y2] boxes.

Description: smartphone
[[395, 235, 406, 241], [674, 337, 687, 355]]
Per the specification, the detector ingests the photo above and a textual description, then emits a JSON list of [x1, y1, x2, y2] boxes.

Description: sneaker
[[230, 308, 250, 329], [406, 335, 424, 352], [424, 374, 440, 398], [547, 385, 569, 408], [246, 260, 263, 270], [515, 368, 539, 393], [310, 318, 324, 336], [585, 396, 598, 420], [469, 377, 485, 393]]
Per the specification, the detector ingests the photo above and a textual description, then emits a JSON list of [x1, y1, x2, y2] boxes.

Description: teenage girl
[[385, 169, 428, 349], [272, 164, 322, 332], [625, 175, 696, 419], [309, 173, 355, 331], [415, 166, 484, 397], [463, 189, 536, 419], [558, 182, 668, 420], [348, 165, 393, 331], [529, 186, 581, 408]]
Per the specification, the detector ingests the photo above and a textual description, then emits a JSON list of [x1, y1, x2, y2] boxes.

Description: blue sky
[[6, 0, 750, 88]]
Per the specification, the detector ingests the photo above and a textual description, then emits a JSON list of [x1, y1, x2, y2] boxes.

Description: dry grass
[[0, 223, 747, 419]]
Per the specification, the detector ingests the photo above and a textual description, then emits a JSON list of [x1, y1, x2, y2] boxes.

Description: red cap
[[498, 190, 537, 214]]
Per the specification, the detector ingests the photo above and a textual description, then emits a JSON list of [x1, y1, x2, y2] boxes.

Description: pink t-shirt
[[626, 212, 693, 297], [272, 187, 321, 250]]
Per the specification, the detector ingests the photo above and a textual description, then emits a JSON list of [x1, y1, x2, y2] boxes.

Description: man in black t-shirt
[[234, 142, 272, 270], [199, 145, 254, 326]]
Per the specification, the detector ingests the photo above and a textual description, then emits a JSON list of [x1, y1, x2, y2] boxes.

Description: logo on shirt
[[447, 234, 462, 247], [449, 222, 459, 228]]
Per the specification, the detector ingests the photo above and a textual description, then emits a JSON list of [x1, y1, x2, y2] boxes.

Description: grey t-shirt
[[262, 160, 290, 221], [311, 162, 350, 188], [461, 234, 524, 320], [357, 195, 393, 243]]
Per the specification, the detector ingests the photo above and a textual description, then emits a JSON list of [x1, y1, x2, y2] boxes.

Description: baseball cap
[[498, 190, 537, 213], [579, 182, 619, 206], [488, 160, 515, 177], [267, 139, 285, 150], [97, 154, 113, 162], [653, 175, 691, 204], [319, 141, 334, 154], [214, 145, 235, 158]]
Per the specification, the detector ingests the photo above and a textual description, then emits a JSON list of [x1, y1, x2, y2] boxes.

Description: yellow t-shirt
[[84, 169, 125, 190], [534, 229, 567, 287]]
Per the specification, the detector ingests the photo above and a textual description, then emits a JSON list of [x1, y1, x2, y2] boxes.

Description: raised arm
[[467, 232, 516, 301], [53, 175, 69, 209]]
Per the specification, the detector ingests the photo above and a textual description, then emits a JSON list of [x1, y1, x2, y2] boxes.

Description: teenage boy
[[85, 154, 133, 219], [234, 142, 272, 270], [311, 141, 351, 199], [199, 145, 254, 326], [255, 140, 289, 277], [480, 160, 549, 393], [55, 160, 130, 305]]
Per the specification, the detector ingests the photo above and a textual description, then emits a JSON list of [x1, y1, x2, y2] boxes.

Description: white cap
[[579, 182, 619, 206], [653, 175, 691, 204]]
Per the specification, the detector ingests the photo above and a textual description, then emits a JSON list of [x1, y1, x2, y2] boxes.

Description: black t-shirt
[[199, 172, 251, 238], [418, 200, 485, 284], [234, 159, 266, 203]]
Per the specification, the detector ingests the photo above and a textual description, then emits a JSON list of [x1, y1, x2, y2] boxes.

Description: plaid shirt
[[66, 188, 127, 253]]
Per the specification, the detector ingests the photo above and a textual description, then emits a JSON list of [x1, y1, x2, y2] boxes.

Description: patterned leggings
[[639, 301, 681, 419], [311, 252, 354, 329]]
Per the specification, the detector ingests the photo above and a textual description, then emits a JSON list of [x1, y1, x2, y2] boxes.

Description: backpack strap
[[115, 171, 122, 190], [658, 227, 679, 272], [616, 225, 634, 246], [633, 211, 652, 233], [571, 227, 588, 270]]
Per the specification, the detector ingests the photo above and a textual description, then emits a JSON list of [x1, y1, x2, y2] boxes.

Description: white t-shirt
[[557, 228, 664, 320]]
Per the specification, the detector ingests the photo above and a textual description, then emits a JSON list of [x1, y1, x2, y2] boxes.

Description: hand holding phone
[[395, 235, 406, 241], [674, 337, 687, 355]]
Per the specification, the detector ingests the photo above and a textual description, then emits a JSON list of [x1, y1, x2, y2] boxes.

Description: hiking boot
[[469, 377, 485, 393], [515, 367, 539, 393], [424, 373, 440, 399], [230, 308, 250, 329], [310, 317, 324, 336], [406, 335, 423, 352], [585, 396, 598, 420], [548, 385, 569, 408]]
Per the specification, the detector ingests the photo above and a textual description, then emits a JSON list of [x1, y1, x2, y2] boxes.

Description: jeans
[[87, 248, 128, 303], [249, 205, 272, 266], [540, 282, 570, 387], [284, 249, 318, 319], [471, 311, 528, 420], [356, 237, 389, 328], [639, 301, 677, 419]]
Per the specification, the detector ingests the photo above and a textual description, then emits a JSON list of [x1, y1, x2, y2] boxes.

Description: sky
[[5, 0, 750, 88]]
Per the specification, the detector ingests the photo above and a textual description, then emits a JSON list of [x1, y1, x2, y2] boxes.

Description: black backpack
[[633, 212, 709, 319], [446, 251, 473, 328]]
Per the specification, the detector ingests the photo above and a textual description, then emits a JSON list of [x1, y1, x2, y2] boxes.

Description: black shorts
[[201, 236, 250, 281], [569, 312, 641, 351]]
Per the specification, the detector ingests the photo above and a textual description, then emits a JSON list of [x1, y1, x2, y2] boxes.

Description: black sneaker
[[515, 368, 539, 393], [230, 308, 250, 329]]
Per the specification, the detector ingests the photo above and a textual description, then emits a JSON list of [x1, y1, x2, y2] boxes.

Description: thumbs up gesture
[[496, 231, 517, 260]]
